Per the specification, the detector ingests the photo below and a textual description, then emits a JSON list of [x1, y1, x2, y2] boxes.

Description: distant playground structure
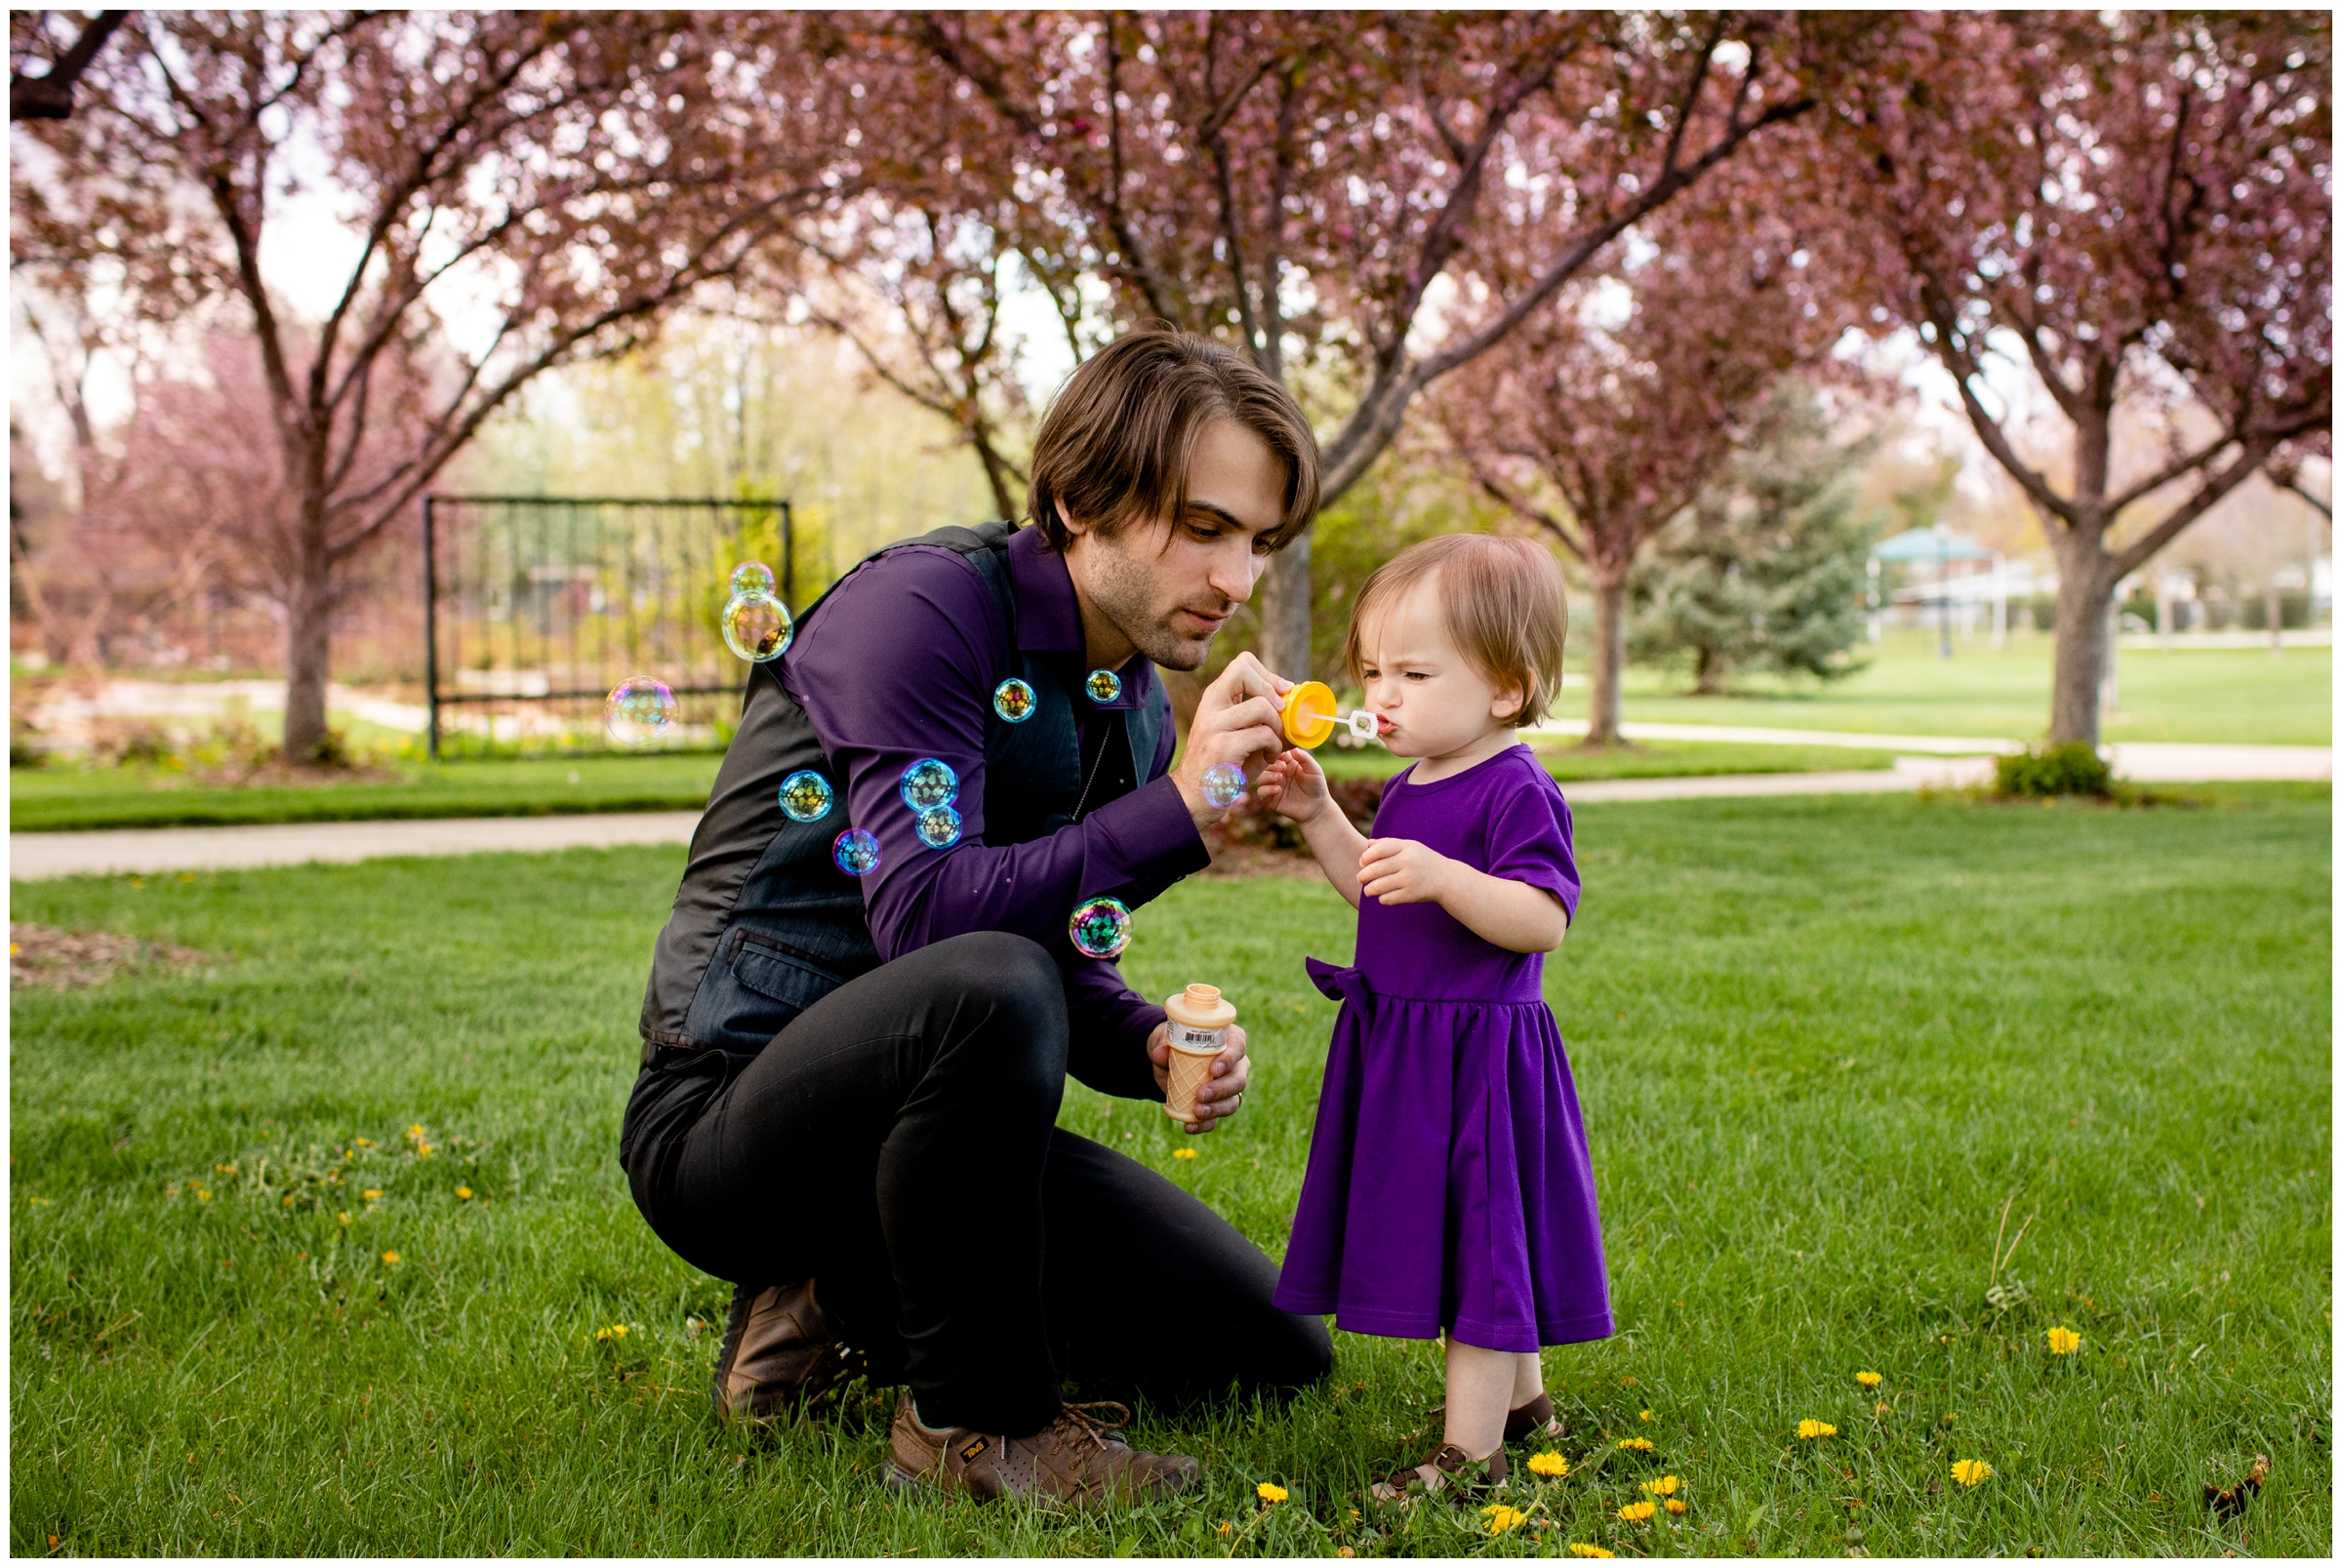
[[422, 496, 796, 757]]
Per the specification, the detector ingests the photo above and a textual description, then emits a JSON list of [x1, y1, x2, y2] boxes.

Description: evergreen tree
[[1629, 383, 1877, 694]]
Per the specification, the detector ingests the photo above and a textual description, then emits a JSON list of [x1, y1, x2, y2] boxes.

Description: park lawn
[[1320, 738, 1904, 784], [9, 786, 2329, 1556], [9, 744, 1909, 833], [1550, 627, 2333, 745], [7, 754, 726, 833]]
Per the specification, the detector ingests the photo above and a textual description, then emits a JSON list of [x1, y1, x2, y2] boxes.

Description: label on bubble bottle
[[1171, 1023, 1229, 1054]]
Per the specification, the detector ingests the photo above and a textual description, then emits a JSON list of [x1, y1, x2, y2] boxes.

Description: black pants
[[624, 931, 1332, 1435]]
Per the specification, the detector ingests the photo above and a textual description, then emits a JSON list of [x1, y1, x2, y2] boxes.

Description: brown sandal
[[1370, 1441, 1509, 1506], [1505, 1390, 1565, 1444], [1415, 1392, 1565, 1448]]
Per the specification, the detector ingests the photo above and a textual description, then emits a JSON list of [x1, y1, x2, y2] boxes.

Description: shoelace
[[1044, 1400, 1133, 1454]]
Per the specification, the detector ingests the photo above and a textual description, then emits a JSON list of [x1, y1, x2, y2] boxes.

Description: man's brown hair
[[1026, 326, 1319, 549], [1343, 534, 1570, 728]]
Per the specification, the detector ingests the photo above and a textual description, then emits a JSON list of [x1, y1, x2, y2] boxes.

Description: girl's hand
[[1357, 836, 1456, 905], [1251, 747, 1331, 824]]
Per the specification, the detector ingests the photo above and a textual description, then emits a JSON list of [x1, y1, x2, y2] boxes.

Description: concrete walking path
[[8, 811, 703, 881], [10, 741, 2326, 880]]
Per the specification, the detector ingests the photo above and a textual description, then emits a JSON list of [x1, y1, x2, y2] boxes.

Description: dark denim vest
[[635, 520, 1166, 1060]]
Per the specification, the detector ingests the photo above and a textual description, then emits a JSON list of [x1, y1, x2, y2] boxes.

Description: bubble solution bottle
[[1161, 984, 1237, 1125]]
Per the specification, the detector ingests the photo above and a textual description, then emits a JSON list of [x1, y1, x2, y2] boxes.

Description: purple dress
[[1272, 744, 1612, 1352]]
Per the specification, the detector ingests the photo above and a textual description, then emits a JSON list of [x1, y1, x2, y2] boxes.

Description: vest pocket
[[726, 926, 846, 1032]]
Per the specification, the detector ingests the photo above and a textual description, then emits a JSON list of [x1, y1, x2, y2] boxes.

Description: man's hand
[[1170, 652, 1292, 827], [1251, 746, 1331, 824], [1147, 1021, 1251, 1134], [1357, 836, 1458, 905]]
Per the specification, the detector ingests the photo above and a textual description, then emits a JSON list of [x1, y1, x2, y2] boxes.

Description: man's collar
[[1005, 523, 1155, 709]]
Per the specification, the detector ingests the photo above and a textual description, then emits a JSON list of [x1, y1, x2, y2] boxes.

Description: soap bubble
[[831, 827, 881, 876], [778, 769, 833, 824], [992, 678, 1037, 724], [1068, 895, 1133, 959], [899, 757, 959, 812], [914, 804, 962, 850], [606, 677, 677, 747], [729, 561, 776, 596], [721, 589, 793, 663], [1084, 668, 1122, 704], [1201, 763, 1246, 808]]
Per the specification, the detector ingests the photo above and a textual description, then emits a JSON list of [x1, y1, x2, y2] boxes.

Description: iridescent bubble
[[831, 827, 881, 876], [778, 769, 833, 824], [729, 561, 776, 596], [992, 678, 1037, 724], [605, 677, 677, 748], [899, 757, 959, 812], [914, 803, 962, 849], [1201, 763, 1246, 808], [1084, 668, 1122, 704], [721, 589, 793, 663], [1068, 895, 1133, 959]]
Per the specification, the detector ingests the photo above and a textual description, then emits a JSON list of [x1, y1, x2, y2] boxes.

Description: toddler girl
[[1254, 534, 1610, 1504]]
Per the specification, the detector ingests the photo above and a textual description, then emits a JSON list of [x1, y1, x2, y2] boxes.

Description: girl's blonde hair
[[1342, 534, 1569, 727]]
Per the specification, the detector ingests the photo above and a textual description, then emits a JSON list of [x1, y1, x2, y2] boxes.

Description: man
[[620, 328, 1333, 1504]]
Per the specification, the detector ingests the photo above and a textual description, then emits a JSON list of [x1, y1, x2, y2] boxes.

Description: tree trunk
[[973, 430, 1023, 524], [1583, 566, 1629, 746], [283, 506, 334, 763], [1255, 531, 1313, 683], [2046, 526, 2114, 746]]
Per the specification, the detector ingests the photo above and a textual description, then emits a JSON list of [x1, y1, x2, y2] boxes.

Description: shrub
[[1994, 743, 2114, 799], [1220, 773, 1387, 850]]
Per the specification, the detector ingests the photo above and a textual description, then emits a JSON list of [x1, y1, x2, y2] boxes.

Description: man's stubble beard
[[1086, 535, 1222, 672]]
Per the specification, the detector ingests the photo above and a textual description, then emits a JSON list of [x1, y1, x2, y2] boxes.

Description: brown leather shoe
[[883, 1388, 1201, 1505], [711, 1279, 866, 1426]]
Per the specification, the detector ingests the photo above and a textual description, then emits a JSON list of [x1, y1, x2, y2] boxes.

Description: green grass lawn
[[10, 787, 2329, 1555], [1555, 628, 2333, 745]]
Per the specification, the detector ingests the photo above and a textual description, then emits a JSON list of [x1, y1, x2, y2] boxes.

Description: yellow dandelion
[[407, 1125, 425, 1140], [354, 1138, 372, 1147], [338, 1212, 351, 1225], [1638, 1408, 1654, 1422], [1256, 1481, 1287, 1503], [1337, 1550, 1353, 1559], [1482, 1504, 1528, 1535], [1643, 1475, 1680, 1497], [1876, 1401, 1891, 1416], [2045, 1325, 2080, 1355], [1216, 1522, 1231, 1537], [1528, 1451, 1569, 1477], [1855, 1371, 1882, 1387], [381, 1251, 399, 1265], [1665, 1499, 1688, 1514], [1619, 1375, 1636, 1387], [1797, 1421, 1837, 1440], [363, 1188, 383, 1200], [1569, 1547, 1615, 1559], [1951, 1459, 1992, 1487], [1617, 1500, 1656, 1522], [455, 1186, 473, 1200], [1172, 1148, 1198, 1160], [418, 1145, 434, 1157], [195, 1189, 213, 1202], [1616, 1436, 1654, 1452], [593, 1323, 629, 1341]]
